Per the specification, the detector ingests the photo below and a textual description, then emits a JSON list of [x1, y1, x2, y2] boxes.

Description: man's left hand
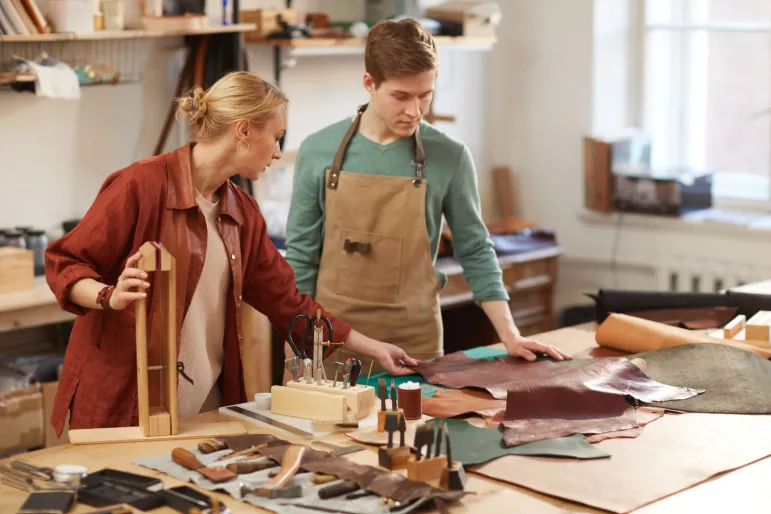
[[505, 336, 572, 362]]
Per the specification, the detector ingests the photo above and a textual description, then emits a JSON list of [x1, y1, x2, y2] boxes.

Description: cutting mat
[[219, 401, 378, 437]]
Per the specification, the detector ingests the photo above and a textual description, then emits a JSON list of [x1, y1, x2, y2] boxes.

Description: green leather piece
[[438, 418, 611, 467]]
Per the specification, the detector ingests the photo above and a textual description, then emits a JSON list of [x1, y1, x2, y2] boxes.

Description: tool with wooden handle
[[171, 448, 236, 483], [215, 443, 270, 462], [226, 460, 277, 475], [318, 480, 360, 499], [263, 445, 306, 488], [198, 439, 228, 454]]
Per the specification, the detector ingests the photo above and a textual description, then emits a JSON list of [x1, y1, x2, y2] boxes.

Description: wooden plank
[[68, 419, 246, 445], [723, 315, 746, 339], [0, 23, 257, 43]]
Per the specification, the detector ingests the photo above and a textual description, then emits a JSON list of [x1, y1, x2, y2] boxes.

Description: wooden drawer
[[509, 289, 549, 320], [502, 257, 557, 292]]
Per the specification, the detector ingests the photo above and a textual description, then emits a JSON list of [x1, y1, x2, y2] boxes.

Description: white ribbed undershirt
[[177, 191, 231, 416]]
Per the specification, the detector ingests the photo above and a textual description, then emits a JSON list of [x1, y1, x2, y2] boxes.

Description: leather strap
[[327, 103, 426, 190]]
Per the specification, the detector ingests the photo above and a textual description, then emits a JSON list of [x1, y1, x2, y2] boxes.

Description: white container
[[46, 0, 95, 33]]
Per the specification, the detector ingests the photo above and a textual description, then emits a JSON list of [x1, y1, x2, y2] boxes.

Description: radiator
[[657, 257, 771, 292]]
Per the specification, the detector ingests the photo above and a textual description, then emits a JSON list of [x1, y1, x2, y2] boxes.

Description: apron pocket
[[335, 228, 403, 304]]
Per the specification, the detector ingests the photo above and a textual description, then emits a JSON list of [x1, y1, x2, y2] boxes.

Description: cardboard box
[[424, 1, 502, 37], [42, 381, 69, 448], [242, 9, 299, 41], [0, 384, 44, 456]]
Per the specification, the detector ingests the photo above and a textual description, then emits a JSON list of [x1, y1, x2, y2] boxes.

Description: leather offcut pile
[[414, 351, 702, 447]]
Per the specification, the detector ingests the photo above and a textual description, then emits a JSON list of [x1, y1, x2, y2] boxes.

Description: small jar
[[25, 229, 48, 276], [3, 229, 27, 249]]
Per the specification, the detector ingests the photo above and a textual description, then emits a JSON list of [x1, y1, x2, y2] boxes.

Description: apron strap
[[327, 103, 426, 190]]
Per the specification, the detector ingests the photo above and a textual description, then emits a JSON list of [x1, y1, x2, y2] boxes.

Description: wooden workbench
[[3, 290, 771, 513]]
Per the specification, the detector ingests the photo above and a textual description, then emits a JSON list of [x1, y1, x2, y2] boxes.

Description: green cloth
[[356, 346, 510, 395], [438, 418, 610, 466], [285, 117, 509, 304]]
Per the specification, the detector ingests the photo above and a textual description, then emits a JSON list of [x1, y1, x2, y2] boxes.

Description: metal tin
[[53, 464, 88, 486]]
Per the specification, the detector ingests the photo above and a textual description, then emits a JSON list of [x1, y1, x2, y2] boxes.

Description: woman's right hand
[[109, 250, 151, 310]]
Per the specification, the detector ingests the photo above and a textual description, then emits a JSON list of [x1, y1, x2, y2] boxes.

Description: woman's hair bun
[[177, 86, 207, 121]]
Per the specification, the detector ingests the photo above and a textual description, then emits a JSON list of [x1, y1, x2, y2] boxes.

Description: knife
[[333, 362, 344, 388], [390, 379, 397, 411], [434, 420, 443, 457], [225, 405, 313, 437]]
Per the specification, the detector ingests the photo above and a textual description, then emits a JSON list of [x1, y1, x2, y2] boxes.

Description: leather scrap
[[584, 407, 665, 443], [628, 343, 771, 414], [438, 418, 609, 466], [472, 412, 771, 514], [595, 313, 771, 359], [421, 389, 506, 427], [257, 444, 467, 504], [415, 351, 702, 403], [222, 434, 279, 452]]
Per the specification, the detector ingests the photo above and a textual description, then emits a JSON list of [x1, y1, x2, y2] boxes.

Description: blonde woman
[[45, 71, 416, 437]]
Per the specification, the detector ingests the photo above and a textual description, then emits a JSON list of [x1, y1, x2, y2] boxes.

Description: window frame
[[635, 0, 771, 212]]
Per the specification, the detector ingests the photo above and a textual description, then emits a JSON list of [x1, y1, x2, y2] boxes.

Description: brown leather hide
[[422, 389, 506, 427]]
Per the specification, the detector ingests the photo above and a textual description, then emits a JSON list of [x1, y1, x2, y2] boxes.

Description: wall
[[0, 0, 493, 237]]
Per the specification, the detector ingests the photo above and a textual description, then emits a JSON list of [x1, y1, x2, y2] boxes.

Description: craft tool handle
[[172, 447, 203, 470]]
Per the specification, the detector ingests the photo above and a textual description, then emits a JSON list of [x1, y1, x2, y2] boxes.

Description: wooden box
[[242, 9, 298, 41], [0, 247, 34, 294]]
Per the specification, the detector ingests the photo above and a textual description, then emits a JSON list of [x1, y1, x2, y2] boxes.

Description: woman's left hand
[[505, 335, 572, 362], [373, 342, 418, 375]]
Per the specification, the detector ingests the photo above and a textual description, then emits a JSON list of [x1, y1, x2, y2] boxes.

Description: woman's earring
[[237, 141, 249, 154]]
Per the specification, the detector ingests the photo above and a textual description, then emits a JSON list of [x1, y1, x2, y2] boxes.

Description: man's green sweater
[[285, 117, 509, 304]]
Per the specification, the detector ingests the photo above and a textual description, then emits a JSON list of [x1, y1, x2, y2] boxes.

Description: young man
[[285, 18, 570, 372]]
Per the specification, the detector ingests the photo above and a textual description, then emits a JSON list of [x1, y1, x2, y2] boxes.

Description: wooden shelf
[[247, 34, 497, 53], [0, 23, 256, 43], [0, 72, 34, 85]]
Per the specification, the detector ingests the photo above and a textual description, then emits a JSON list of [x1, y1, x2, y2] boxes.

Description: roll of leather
[[595, 313, 771, 359], [397, 383, 422, 420]]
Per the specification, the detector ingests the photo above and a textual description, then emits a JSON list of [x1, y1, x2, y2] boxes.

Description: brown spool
[[397, 384, 422, 420]]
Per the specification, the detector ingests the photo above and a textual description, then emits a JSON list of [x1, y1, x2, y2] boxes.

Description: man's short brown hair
[[365, 18, 439, 86]]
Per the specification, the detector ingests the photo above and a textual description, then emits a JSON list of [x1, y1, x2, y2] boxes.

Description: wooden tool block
[[285, 380, 376, 419], [0, 247, 33, 294], [148, 407, 171, 437], [746, 311, 771, 341], [440, 461, 467, 491], [378, 410, 402, 432], [270, 385, 348, 421], [378, 446, 411, 470], [407, 456, 447, 483], [242, 9, 298, 40]]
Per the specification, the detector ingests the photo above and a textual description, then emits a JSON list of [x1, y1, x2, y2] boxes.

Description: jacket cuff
[[53, 265, 102, 316]]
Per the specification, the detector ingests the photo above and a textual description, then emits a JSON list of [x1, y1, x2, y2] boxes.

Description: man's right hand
[[109, 250, 151, 310]]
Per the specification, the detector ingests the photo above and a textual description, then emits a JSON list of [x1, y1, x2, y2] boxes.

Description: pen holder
[[397, 382, 422, 420]]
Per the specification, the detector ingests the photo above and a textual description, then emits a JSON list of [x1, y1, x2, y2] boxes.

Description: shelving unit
[[0, 23, 257, 86]]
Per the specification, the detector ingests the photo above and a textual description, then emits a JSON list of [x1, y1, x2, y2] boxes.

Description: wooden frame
[[135, 241, 177, 436]]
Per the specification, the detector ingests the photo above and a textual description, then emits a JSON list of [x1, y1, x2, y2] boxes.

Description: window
[[642, 0, 771, 203]]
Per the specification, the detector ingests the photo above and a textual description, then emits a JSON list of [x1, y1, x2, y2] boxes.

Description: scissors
[[287, 311, 334, 360]]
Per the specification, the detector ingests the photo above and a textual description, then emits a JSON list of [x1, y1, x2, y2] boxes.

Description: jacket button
[[231, 254, 236, 260], [238, 294, 242, 301]]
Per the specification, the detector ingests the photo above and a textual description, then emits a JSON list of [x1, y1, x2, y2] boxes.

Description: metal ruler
[[223, 405, 313, 437]]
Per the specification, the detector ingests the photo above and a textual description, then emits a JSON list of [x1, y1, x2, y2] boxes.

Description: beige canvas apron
[[312, 104, 444, 376]]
